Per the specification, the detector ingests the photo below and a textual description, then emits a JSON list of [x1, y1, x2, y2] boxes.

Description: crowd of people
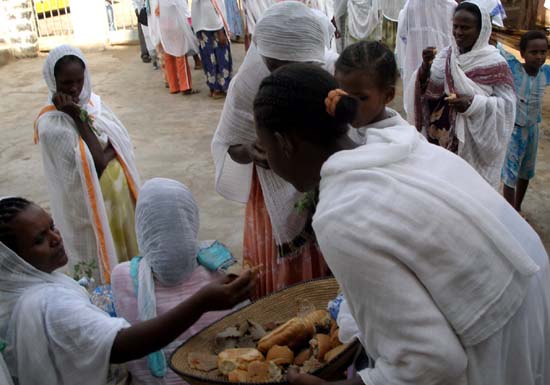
[[1, 0, 550, 384]]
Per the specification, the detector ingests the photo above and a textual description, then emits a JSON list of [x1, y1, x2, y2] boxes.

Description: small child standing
[[500, 31, 550, 213]]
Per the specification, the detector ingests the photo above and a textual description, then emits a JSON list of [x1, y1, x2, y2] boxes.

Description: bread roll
[[329, 327, 342, 349], [257, 317, 315, 353], [266, 345, 294, 366], [309, 334, 331, 361], [217, 348, 265, 375], [227, 369, 248, 382], [246, 361, 270, 382], [324, 344, 347, 362], [294, 348, 312, 366], [303, 310, 332, 332]]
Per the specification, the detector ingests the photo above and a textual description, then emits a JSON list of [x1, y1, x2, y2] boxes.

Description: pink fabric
[[111, 263, 230, 385]]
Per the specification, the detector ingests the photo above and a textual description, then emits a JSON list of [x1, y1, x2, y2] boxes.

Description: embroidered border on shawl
[[79, 139, 112, 283]]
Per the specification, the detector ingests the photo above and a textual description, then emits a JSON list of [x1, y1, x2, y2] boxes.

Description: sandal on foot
[[182, 89, 200, 95]]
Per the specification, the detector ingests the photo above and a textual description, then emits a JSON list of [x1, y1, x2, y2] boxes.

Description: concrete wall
[[0, 0, 39, 58]]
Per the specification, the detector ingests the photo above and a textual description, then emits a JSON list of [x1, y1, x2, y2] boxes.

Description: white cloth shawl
[[313, 119, 549, 384], [191, 0, 226, 32], [36, 45, 141, 283], [159, 0, 199, 56], [334, 0, 382, 41], [405, 1, 516, 189], [0, 242, 129, 385], [396, 0, 456, 113], [211, 5, 337, 245]]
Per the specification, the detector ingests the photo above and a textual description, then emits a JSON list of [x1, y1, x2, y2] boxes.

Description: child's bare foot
[[212, 91, 226, 100]]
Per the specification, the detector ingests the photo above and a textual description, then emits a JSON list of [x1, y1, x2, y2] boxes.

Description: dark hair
[[0, 197, 32, 252], [455, 2, 482, 32], [520, 30, 548, 53], [53, 55, 85, 78], [254, 63, 357, 145], [335, 41, 398, 91]]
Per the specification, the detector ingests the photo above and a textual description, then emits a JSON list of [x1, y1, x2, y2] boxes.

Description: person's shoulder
[[111, 262, 132, 290]]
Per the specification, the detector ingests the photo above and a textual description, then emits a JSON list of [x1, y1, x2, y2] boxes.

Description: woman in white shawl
[[407, 1, 516, 189], [211, 1, 335, 298], [111, 178, 233, 384], [34, 45, 140, 283], [333, 0, 382, 47], [254, 63, 550, 385], [0, 196, 254, 385], [157, 0, 200, 94], [395, 0, 456, 116]]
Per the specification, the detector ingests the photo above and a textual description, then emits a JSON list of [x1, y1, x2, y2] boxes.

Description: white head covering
[[253, 1, 327, 63], [0, 204, 86, 344], [133, 178, 200, 377], [42, 45, 92, 107], [0, 238, 129, 384], [136, 178, 200, 287]]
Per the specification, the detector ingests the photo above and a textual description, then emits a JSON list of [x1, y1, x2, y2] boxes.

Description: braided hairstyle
[[254, 63, 357, 145], [0, 197, 32, 252], [335, 41, 398, 91]]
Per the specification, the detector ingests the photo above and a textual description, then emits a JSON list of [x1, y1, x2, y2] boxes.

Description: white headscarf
[[254, 1, 328, 63], [42, 45, 94, 109], [0, 222, 128, 384], [133, 178, 200, 377], [136, 178, 199, 289]]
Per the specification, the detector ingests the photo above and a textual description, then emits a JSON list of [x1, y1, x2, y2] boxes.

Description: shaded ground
[[1, 43, 549, 260]]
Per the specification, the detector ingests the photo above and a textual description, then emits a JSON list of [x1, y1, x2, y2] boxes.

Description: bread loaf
[[217, 348, 264, 375], [303, 310, 332, 332], [266, 345, 294, 366], [310, 334, 331, 361], [227, 369, 248, 382], [257, 317, 315, 353], [293, 348, 312, 366]]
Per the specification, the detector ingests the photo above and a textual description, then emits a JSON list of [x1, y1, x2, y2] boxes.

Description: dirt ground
[[1, 43, 550, 258]]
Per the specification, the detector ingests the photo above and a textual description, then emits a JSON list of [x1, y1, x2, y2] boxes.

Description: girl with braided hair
[[254, 63, 550, 385], [0, 197, 255, 385]]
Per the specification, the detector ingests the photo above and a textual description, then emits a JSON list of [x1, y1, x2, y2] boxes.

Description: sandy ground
[[1, 43, 550, 260]]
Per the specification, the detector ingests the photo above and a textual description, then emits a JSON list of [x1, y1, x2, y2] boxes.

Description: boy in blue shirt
[[500, 31, 550, 213]]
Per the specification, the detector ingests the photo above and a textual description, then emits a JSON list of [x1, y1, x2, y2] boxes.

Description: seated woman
[[407, 1, 516, 189], [253, 63, 550, 385], [34, 45, 141, 283], [0, 197, 255, 385], [111, 178, 235, 384]]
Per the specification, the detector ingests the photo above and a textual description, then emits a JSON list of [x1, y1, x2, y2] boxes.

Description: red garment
[[164, 53, 192, 93], [243, 170, 330, 299]]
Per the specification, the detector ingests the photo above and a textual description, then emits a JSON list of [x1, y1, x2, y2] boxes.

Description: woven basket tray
[[170, 278, 361, 385]]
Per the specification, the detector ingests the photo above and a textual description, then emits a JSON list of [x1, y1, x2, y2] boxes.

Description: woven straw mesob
[[170, 278, 361, 385]]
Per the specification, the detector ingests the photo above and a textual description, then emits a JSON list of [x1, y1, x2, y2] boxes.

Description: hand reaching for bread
[[197, 270, 257, 311]]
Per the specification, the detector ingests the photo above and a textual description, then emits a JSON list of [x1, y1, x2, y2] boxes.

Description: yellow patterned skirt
[[99, 158, 139, 263]]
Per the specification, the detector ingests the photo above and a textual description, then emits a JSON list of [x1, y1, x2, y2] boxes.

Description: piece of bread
[[293, 348, 312, 366], [246, 361, 270, 382], [266, 345, 294, 366], [444, 93, 457, 101], [227, 369, 248, 383], [324, 344, 347, 362], [329, 327, 341, 349], [303, 310, 332, 332], [309, 334, 331, 361], [257, 317, 315, 353], [187, 352, 218, 372], [217, 348, 265, 375]]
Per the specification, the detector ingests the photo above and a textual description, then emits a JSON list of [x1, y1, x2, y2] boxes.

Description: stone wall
[[0, 0, 38, 58]]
